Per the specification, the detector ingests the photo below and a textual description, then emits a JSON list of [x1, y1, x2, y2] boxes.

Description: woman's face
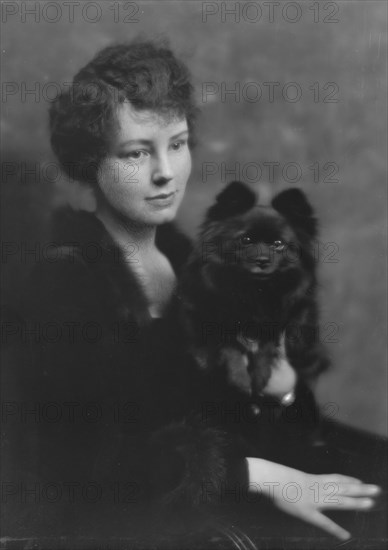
[[96, 102, 192, 226]]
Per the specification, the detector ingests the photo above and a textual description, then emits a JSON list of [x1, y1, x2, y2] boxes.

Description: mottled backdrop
[[1, 0, 387, 435]]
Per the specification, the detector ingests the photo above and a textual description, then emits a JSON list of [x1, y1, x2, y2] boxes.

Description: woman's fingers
[[337, 476, 362, 484], [319, 474, 362, 484], [316, 475, 380, 500], [315, 479, 380, 508], [337, 483, 381, 497], [321, 496, 375, 510], [307, 511, 351, 541]]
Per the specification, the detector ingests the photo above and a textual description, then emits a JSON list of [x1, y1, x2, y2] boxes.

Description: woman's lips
[[146, 191, 176, 207]]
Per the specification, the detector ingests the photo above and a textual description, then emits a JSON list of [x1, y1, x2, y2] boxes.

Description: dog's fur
[[181, 182, 329, 403]]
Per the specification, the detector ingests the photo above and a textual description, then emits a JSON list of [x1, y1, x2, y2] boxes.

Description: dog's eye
[[273, 240, 285, 252], [240, 235, 253, 245]]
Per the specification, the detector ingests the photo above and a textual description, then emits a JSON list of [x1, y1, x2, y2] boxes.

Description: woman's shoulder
[[19, 207, 137, 323], [48, 205, 114, 255], [25, 207, 109, 283], [48, 206, 193, 272], [19, 207, 193, 326]]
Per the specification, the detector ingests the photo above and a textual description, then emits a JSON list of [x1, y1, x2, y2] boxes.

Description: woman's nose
[[152, 154, 173, 186]]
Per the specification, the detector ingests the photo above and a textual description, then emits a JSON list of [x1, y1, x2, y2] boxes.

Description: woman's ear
[[272, 188, 318, 238], [206, 181, 256, 221]]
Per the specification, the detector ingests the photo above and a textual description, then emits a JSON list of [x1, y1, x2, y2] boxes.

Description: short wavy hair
[[49, 39, 198, 185]]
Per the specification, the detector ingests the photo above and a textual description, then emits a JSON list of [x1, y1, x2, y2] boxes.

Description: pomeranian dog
[[180, 181, 329, 409]]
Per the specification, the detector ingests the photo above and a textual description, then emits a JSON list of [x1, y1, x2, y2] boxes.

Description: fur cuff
[[147, 416, 230, 506]]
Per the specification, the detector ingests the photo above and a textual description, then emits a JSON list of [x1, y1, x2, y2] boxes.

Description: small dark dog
[[180, 181, 329, 407]]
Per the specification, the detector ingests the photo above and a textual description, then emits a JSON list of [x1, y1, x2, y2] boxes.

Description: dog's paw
[[193, 347, 210, 370], [218, 347, 252, 396]]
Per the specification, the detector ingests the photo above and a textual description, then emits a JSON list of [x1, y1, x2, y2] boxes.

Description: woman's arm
[[11, 251, 248, 516]]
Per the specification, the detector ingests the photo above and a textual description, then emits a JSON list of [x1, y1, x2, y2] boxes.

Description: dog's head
[[200, 181, 317, 285]]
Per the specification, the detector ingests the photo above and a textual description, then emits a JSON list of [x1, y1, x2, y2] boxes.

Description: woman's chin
[[149, 206, 179, 225], [157, 213, 177, 225], [115, 204, 179, 227]]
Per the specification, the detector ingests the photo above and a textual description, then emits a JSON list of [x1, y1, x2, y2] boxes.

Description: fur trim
[[148, 416, 230, 506]]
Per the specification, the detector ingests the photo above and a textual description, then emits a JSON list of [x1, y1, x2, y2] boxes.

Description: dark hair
[[49, 39, 198, 185]]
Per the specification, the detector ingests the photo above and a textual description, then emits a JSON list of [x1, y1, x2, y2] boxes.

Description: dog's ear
[[206, 181, 256, 221], [272, 188, 317, 238]]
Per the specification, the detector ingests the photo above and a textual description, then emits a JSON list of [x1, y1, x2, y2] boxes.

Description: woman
[[5, 39, 382, 545]]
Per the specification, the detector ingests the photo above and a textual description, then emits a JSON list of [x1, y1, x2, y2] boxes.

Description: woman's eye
[[127, 150, 145, 160], [170, 139, 187, 151], [273, 240, 285, 251], [241, 235, 253, 245], [121, 150, 148, 161]]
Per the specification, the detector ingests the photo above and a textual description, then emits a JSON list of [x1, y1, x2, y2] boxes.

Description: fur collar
[[40, 207, 193, 328], [49, 206, 192, 276]]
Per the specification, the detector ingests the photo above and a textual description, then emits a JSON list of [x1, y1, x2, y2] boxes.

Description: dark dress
[[2, 207, 387, 549], [2, 207, 249, 544]]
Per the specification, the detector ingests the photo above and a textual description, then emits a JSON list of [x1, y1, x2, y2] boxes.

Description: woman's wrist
[[246, 456, 278, 486], [245, 457, 305, 490]]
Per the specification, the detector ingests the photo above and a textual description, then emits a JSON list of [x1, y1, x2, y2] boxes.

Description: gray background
[[1, 0, 387, 435]]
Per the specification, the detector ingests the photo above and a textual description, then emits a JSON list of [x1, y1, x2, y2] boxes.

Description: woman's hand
[[261, 336, 297, 400], [246, 457, 381, 540]]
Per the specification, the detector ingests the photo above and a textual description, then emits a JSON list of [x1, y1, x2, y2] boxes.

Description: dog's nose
[[257, 257, 270, 267]]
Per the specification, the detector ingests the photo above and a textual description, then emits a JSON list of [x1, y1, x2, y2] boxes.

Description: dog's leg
[[250, 343, 279, 395]]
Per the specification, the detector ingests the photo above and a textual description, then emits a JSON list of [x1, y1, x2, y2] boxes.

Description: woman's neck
[[95, 204, 176, 319], [95, 204, 157, 259]]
